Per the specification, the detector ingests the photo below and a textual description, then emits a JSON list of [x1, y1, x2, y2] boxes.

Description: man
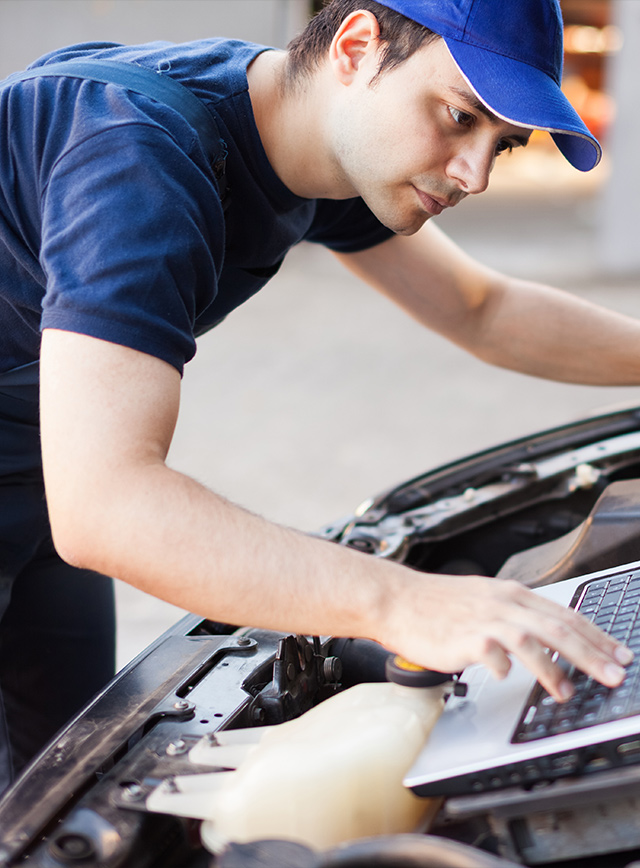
[[0, 0, 637, 791]]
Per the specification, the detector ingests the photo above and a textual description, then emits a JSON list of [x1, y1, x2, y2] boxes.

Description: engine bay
[[4, 407, 640, 867]]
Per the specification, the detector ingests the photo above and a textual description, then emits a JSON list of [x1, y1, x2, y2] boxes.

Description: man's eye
[[495, 140, 514, 156], [448, 106, 474, 127]]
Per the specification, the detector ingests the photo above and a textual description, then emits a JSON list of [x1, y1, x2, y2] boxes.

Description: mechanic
[[0, 0, 638, 793]]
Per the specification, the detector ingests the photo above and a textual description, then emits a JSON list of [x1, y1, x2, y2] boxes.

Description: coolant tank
[[197, 680, 445, 852]]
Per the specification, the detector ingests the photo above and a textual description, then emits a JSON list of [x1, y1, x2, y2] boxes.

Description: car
[[3, 405, 640, 868]]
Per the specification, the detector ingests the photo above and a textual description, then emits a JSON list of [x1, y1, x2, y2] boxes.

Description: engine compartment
[[4, 407, 640, 867]]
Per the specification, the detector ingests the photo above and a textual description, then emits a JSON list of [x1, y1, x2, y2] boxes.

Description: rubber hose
[[313, 834, 522, 868]]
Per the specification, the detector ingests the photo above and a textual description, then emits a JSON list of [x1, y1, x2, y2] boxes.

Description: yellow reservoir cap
[[385, 655, 453, 688]]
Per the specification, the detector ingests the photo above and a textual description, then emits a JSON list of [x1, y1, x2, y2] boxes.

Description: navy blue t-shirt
[[0, 38, 393, 376]]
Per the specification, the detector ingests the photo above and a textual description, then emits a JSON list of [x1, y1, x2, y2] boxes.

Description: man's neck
[[247, 50, 353, 201]]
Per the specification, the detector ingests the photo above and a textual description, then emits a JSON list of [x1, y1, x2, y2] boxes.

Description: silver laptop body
[[405, 560, 640, 797]]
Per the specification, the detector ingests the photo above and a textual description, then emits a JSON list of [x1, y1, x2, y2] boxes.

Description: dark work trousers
[[0, 366, 116, 794]]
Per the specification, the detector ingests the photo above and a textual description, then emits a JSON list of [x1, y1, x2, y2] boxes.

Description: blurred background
[[1, 0, 639, 668]]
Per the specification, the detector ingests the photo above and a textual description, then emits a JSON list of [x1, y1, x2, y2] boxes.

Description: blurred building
[[0, 0, 310, 78]]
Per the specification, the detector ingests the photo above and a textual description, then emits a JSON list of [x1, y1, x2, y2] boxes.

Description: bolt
[[237, 636, 251, 646], [166, 739, 188, 756], [121, 782, 144, 802], [323, 656, 343, 683], [50, 833, 96, 862], [251, 706, 266, 723], [348, 538, 376, 553], [173, 699, 191, 711]]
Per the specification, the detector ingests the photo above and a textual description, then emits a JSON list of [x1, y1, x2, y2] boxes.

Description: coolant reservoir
[[203, 679, 445, 852], [147, 669, 446, 853]]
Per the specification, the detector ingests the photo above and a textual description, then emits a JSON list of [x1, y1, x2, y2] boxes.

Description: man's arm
[[335, 224, 640, 385], [40, 328, 631, 701]]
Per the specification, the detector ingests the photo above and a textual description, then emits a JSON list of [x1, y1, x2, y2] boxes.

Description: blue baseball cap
[[375, 0, 602, 171]]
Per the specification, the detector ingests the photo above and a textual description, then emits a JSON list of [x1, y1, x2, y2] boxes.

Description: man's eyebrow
[[448, 86, 530, 146]]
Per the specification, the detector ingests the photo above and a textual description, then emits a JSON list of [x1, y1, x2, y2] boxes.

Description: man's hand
[[378, 570, 633, 702]]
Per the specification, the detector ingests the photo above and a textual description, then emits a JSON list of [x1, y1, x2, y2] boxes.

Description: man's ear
[[329, 10, 381, 84]]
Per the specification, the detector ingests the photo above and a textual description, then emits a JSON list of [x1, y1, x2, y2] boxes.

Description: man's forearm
[[338, 229, 640, 387], [56, 457, 391, 642], [472, 276, 640, 385]]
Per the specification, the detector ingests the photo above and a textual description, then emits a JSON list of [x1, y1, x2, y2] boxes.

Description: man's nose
[[446, 146, 494, 195]]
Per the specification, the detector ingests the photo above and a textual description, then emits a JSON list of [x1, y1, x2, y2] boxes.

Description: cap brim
[[443, 38, 602, 172]]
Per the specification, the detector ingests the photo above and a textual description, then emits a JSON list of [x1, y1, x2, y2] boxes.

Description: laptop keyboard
[[513, 571, 640, 743]]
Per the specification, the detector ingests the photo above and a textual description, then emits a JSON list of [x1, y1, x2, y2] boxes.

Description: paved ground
[[115, 151, 640, 670]]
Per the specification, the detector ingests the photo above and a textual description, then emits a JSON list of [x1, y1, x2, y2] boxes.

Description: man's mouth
[[413, 187, 454, 216]]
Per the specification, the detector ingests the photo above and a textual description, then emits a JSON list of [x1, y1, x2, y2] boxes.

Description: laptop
[[405, 559, 640, 797]]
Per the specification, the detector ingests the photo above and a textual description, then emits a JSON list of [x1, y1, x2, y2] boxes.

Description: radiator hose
[[218, 834, 522, 868]]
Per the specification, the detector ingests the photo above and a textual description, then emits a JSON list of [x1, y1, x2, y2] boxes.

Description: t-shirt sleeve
[[303, 197, 394, 253], [39, 121, 224, 374]]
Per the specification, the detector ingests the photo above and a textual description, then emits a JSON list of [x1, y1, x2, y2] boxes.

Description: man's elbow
[[46, 485, 116, 574], [49, 510, 104, 571]]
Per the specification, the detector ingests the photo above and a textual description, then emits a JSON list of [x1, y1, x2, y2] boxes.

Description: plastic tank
[[198, 679, 445, 852]]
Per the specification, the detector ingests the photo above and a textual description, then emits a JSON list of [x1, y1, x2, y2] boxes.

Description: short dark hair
[[284, 0, 438, 89]]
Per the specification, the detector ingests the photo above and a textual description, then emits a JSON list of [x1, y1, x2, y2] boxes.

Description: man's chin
[[382, 212, 431, 236], [363, 192, 432, 236]]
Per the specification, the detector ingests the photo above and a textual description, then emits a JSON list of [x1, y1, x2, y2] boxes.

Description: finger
[[486, 623, 577, 701], [466, 621, 581, 703], [496, 606, 629, 697], [499, 581, 634, 668], [471, 634, 512, 682]]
